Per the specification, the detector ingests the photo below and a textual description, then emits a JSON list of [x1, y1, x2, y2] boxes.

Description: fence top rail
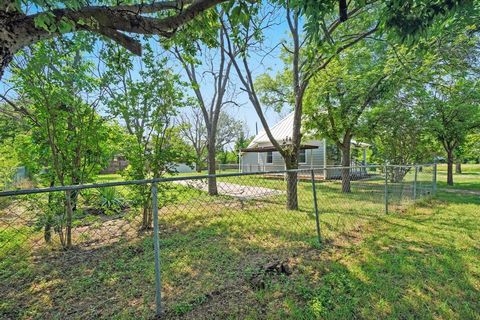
[[0, 168, 311, 197], [0, 163, 434, 197]]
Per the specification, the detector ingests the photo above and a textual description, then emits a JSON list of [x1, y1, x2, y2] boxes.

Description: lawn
[[1, 171, 479, 319], [435, 164, 480, 191]]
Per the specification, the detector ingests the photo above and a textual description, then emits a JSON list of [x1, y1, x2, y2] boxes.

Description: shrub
[[97, 187, 125, 214]]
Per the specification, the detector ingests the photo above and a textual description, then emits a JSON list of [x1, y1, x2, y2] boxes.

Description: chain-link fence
[[0, 164, 436, 319]]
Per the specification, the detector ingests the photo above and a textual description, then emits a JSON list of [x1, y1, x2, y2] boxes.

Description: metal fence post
[[152, 183, 162, 317], [384, 164, 389, 214], [310, 170, 321, 245], [433, 160, 437, 195], [413, 165, 418, 201]]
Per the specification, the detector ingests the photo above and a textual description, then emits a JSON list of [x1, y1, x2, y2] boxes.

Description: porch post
[[363, 148, 367, 174], [238, 149, 242, 173], [323, 139, 327, 179], [310, 148, 314, 169]]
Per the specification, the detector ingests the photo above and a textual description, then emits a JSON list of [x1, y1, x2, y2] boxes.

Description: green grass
[[436, 164, 480, 191], [1, 173, 479, 319], [94, 173, 125, 183]]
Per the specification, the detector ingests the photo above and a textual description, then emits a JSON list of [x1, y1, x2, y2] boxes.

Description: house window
[[266, 151, 273, 163], [299, 149, 307, 163]]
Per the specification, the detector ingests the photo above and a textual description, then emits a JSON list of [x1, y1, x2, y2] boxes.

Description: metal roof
[[248, 112, 371, 148], [241, 144, 318, 153], [248, 112, 295, 148]]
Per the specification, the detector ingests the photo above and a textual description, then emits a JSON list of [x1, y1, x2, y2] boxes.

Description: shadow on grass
[[2, 190, 478, 319], [271, 196, 480, 319], [291, 237, 479, 319], [1, 200, 321, 320]]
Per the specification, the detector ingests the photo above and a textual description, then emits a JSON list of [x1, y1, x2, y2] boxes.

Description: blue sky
[[165, 14, 293, 139], [161, 7, 290, 135]]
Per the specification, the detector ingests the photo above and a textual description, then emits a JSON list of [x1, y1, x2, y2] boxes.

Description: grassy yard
[[436, 164, 480, 191], [1, 171, 479, 319]]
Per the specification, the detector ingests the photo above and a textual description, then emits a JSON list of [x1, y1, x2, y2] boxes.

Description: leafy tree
[[366, 99, 440, 182], [169, 9, 241, 195], [303, 39, 396, 192], [225, 0, 379, 207], [0, 101, 32, 186], [179, 105, 208, 172], [406, 26, 480, 185], [420, 79, 480, 185], [8, 36, 114, 248], [103, 44, 188, 229], [463, 133, 480, 163], [0, 140, 19, 190]]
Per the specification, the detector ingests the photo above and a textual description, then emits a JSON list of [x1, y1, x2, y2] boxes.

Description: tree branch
[[0, 0, 227, 79]]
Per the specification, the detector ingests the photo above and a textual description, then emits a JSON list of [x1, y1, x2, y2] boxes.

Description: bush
[[97, 187, 125, 214]]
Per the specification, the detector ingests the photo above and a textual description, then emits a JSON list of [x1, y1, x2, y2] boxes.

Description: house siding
[[241, 139, 327, 173]]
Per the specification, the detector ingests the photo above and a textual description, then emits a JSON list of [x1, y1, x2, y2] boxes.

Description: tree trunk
[[447, 151, 454, 186], [207, 141, 218, 195], [340, 144, 351, 193], [195, 157, 202, 173], [44, 179, 55, 243], [141, 206, 153, 230], [64, 190, 73, 249], [455, 161, 462, 174], [285, 155, 299, 210], [141, 189, 153, 230]]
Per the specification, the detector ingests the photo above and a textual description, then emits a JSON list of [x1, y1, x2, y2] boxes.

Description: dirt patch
[[249, 259, 293, 290], [174, 180, 284, 199], [162, 284, 258, 320]]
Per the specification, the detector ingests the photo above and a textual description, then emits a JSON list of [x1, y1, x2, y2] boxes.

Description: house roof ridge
[[248, 112, 295, 148]]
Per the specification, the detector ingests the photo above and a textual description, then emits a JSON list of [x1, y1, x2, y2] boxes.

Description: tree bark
[[455, 161, 462, 174], [44, 178, 55, 243], [340, 143, 351, 193], [285, 155, 299, 210], [0, 0, 226, 79], [64, 190, 73, 249], [207, 140, 218, 195], [172, 23, 232, 197], [447, 150, 454, 186]]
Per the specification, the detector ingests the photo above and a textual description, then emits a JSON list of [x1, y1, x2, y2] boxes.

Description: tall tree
[[179, 107, 244, 172], [170, 11, 240, 195], [303, 40, 395, 192], [8, 36, 113, 248], [102, 44, 187, 229], [420, 80, 480, 185], [407, 25, 480, 186], [366, 95, 440, 182], [224, 1, 379, 207], [179, 105, 208, 172]]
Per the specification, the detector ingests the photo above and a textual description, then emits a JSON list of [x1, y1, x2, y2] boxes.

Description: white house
[[240, 113, 369, 176]]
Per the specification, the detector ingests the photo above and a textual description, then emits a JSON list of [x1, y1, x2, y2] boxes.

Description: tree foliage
[[102, 43, 189, 229], [8, 36, 115, 248]]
